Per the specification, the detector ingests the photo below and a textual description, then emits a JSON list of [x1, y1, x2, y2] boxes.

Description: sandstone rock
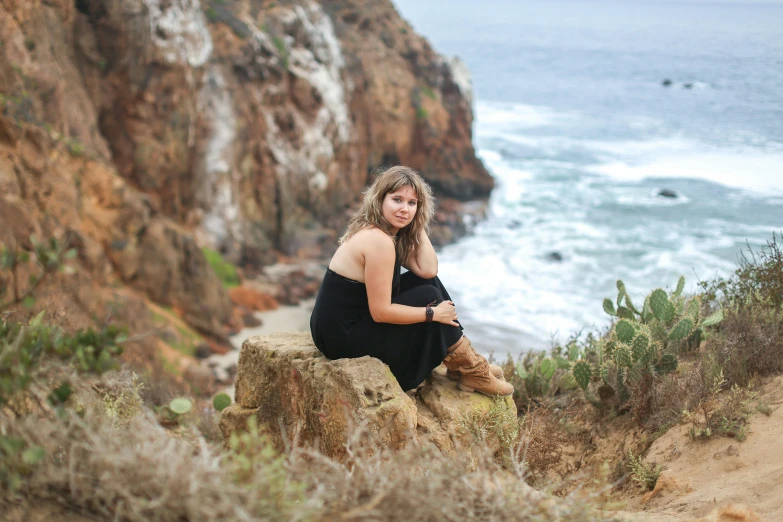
[[221, 332, 518, 460]]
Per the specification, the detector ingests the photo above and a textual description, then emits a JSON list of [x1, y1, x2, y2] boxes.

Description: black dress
[[310, 259, 464, 391]]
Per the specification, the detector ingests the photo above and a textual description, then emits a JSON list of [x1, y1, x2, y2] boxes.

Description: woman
[[310, 166, 512, 397]]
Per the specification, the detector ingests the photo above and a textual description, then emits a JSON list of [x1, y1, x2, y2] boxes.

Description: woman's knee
[[421, 284, 443, 303]]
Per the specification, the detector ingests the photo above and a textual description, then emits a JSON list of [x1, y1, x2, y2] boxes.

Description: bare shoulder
[[352, 227, 395, 253]]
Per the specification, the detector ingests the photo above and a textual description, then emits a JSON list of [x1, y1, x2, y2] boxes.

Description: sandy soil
[[618, 374, 783, 521], [229, 298, 315, 349]]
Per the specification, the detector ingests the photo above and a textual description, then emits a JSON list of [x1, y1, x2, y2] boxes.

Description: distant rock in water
[[683, 82, 694, 89], [661, 78, 673, 87], [547, 251, 564, 262], [657, 189, 678, 199]]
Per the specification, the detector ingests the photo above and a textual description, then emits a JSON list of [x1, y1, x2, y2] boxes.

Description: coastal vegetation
[[2, 232, 781, 519]]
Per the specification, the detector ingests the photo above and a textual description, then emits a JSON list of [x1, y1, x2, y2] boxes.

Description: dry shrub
[[2, 371, 620, 522], [516, 406, 571, 486], [635, 359, 710, 435], [707, 305, 783, 388], [685, 379, 755, 442]]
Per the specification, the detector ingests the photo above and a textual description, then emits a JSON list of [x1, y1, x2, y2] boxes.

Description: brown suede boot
[[442, 338, 513, 397], [447, 364, 504, 381]]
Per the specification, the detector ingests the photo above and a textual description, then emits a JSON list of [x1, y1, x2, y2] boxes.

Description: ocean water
[[393, 0, 783, 355]]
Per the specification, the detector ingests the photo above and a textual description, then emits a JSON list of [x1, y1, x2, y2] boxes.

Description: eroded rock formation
[[220, 332, 518, 459], [0, 0, 491, 343]]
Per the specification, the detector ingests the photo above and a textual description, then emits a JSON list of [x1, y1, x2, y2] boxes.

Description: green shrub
[[201, 247, 240, 287]]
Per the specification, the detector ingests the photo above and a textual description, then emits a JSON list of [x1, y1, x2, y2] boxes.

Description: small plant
[[416, 107, 428, 120], [421, 86, 437, 100], [627, 452, 664, 490], [685, 376, 754, 442], [756, 401, 774, 416], [213, 392, 232, 411], [201, 247, 240, 287]]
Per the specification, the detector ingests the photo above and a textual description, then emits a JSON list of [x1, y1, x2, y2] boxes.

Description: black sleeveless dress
[[310, 260, 464, 391]]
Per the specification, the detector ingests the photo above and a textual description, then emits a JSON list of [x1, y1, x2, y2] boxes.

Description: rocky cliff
[[0, 0, 491, 345]]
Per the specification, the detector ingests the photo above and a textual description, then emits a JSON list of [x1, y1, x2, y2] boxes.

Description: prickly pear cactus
[[573, 360, 592, 390], [655, 353, 678, 375], [615, 319, 636, 343], [668, 317, 694, 340], [614, 344, 633, 367]]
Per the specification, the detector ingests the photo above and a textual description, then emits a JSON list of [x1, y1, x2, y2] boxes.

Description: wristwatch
[[425, 304, 434, 323]]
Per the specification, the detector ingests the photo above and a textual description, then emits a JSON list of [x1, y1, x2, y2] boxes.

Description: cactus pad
[[702, 309, 724, 327], [603, 298, 617, 316], [615, 319, 636, 343], [169, 397, 192, 415], [656, 353, 678, 375], [540, 358, 556, 380], [213, 393, 232, 411], [573, 360, 592, 390], [674, 275, 685, 297], [614, 344, 633, 367], [668, 317, 694, 340], [649, 289, 670, 321], [686, 297, 700, 320], [632, 334, 650, 361]]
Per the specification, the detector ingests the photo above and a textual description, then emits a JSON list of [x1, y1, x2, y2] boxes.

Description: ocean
[[393, 0, 783, 356]]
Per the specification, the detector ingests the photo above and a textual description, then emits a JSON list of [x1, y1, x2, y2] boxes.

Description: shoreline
[[229, 298, 316, 349]]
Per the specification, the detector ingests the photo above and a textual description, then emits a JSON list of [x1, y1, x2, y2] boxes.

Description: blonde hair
[[339, 166, 435, 264]]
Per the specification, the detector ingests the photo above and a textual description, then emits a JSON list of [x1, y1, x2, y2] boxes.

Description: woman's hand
[[432, 300, 459, 326]]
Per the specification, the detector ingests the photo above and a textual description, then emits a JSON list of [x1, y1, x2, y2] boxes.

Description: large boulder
[[220, 332, 518, 459]]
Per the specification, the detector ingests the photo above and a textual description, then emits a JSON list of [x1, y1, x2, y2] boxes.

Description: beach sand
[[229, 298, 315, 349]]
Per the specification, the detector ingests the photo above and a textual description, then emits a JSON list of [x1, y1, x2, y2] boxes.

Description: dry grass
[[1, 369, 621, 522], [707, 305, 783, 388]]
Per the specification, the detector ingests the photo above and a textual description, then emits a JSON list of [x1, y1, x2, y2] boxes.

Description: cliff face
[[0, 0, 491, 338]]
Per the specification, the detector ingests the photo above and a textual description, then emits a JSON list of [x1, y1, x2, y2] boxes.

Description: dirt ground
[[611, 375, 783, 521]]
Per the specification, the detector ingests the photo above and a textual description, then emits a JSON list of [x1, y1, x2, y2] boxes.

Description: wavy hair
[[339, 166, 435, 264]]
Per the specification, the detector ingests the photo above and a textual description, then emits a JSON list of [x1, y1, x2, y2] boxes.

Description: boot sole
[[457, 382, 513, 397], [447, 372, 505, 382]]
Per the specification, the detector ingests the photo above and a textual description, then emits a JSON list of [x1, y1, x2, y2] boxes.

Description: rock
[[220, 332, 518, 460], [241, 312, 262, 328], [228, 286, 279, 312], [657, 189, 678, 199], [194, 343, 213, 360], [547, 251, 563, 262], [683, 82, 694, 89], [662, 78, 673, 87]]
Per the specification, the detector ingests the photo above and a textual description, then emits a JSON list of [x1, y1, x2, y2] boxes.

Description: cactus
[[702, 309, 724, 327], [573, 360, 592, 390], [168, 397, 192, 416], [540, 358, 556, 380], [603, 298, 617, 316], [655, 353, 678, 375], [556, 356, 571, 369], [673, 275, 685, 297], [668, 317, 694, 341], [632, 333, 649, 361], [614, 344, 633, 367], [615, 319, 636, 343], [649, 289, 670, 321], [213, 393, 232, 411]]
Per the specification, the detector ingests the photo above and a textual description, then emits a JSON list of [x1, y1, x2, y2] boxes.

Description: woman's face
[[382, 185, 418, 234]]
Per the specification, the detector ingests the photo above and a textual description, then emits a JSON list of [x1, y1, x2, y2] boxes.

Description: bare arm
[[403, 229, 438, 279], [364, 231, 457, 326]]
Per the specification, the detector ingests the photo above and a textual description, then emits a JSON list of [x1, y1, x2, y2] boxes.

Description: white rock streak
[[198, 66, 240, 245], [262, 3, 352, 193], [446, 56, 474, 109], [141, 0, 213, 67]]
